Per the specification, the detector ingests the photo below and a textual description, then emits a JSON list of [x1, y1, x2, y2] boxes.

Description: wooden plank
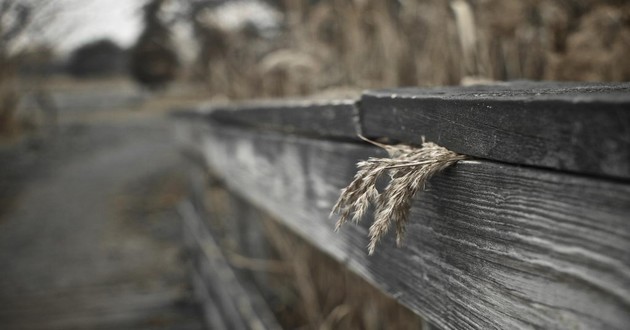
[[197, 123, 630, 330], [201, 99, 360, 140], [190, 267, 230, 330], [174, 119, 210, 167], [361, 82, 630, 179], [179, 201, 282, 330]]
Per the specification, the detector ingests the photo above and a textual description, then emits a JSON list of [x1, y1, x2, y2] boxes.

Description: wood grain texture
[[196, 123, 630, 330], [361, 81, 630, 179], [204, 99, 360, 140]]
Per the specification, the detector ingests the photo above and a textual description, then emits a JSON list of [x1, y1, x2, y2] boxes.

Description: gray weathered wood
[[204, 99, 360, 140], [361, 82, 630, 179], [179, 201, 282, 330], [196, 123, 630, 330]]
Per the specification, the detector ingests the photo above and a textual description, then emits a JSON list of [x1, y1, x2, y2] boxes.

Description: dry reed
[[192, 0, 630, 100], [203, 176, 425, 328], [332, 136, 466, 255]]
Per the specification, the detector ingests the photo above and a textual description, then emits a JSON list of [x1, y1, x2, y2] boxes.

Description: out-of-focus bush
[[67, 39, 126, 78]]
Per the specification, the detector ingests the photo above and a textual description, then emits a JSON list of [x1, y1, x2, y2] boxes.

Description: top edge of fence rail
[[175, 98, 361, 140], [197, 98, 356, 111], [363, 81, 630, 103], [216, 98, 357, 109], [171, 99, 357, 116]]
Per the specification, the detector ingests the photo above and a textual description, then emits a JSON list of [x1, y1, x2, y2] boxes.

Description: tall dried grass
[[202, 175, 425, 329], [193, 0, 630, 100], [261, 218, 425, 329]]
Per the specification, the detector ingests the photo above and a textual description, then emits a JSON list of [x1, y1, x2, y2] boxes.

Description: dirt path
[[0, 83, 204, 329]]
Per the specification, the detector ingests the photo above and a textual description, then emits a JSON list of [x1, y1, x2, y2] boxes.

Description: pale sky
[[47, 0, 280, 59], [53, 0, 145, 53]]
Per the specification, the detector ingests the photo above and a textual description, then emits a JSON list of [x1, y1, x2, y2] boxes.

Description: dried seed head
[[332, 137, 465, 255]]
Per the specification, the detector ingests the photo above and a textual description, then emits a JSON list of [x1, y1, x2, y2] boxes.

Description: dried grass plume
[[332, 136, 466, 255]]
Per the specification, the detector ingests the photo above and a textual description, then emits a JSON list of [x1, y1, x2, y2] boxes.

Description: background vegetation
[[2, 0, 630, 134], [188, 0, 630, 99]]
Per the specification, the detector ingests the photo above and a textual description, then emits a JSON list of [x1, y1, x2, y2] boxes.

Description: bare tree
[[0, 0, 57, 136]]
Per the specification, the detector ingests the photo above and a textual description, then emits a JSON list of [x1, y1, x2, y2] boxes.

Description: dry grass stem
[[332, 137, 466, 255]]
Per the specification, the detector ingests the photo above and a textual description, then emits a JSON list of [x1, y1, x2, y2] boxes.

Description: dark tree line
[[67, 39, 125, 78]]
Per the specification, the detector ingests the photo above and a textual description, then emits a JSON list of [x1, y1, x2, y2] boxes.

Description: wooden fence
[[175, 82, 630, 329]]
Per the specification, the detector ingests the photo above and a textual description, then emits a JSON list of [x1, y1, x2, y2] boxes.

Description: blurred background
[[0, 0, 629, 329], [2, 0, 630, 134]]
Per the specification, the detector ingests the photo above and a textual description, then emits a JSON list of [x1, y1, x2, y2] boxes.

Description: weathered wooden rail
[[175, 82, 630, 329]]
